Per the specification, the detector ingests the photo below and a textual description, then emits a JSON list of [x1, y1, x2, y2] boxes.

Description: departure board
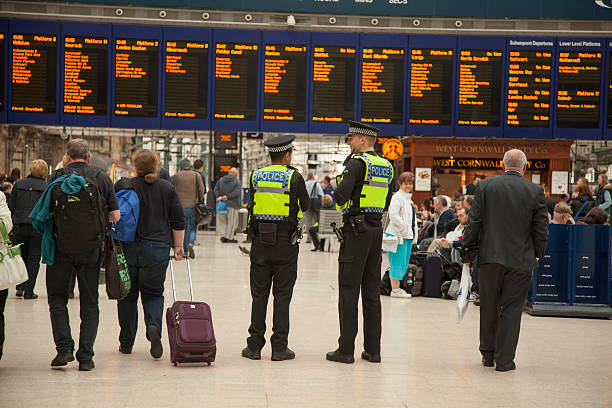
[[263, 44, 307, 122], [608, 51, 612, 129], [165, 40, 208, 119], [11, 33, 57, 113], [557, 48, 602, 128], [360, 47, 404, 125], [312, 45, 356, 122], [0, 34, 4, 112], [64, 36, 108, 115], [506, 50, 552, 127], [409, 48, 453, 125], [458, 49, 503, 126], [114, 38, 159, 117], [214, 42, 258, 121]]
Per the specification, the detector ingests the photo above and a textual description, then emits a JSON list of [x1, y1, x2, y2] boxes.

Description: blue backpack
[[114, 180, 140, 242]]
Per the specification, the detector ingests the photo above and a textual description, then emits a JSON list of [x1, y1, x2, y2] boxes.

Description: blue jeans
[[387, 237, 413, 281], [117, 240, 170, 351], [183, 207, 197, 252]]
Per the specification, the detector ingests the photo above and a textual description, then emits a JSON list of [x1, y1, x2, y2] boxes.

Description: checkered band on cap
[[267, 143, 293, 153], [348, 126, 378, 137]]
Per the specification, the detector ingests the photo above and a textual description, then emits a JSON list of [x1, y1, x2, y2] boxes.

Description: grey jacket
[[462, 171, 549, 270], [214, 175, 242, 209]]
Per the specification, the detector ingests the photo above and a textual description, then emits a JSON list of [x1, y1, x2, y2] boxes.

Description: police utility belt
[[252, 222, 302, 246]]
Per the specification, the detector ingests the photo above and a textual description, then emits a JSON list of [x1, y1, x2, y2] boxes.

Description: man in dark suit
[[461, 149, 548, 372]]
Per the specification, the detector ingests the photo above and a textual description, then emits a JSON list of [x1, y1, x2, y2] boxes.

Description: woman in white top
[[0, 191, 13, 360], [385, 172, 418, 298]]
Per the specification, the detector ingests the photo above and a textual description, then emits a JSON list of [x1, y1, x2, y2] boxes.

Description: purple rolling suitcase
[[166, 258, 216, 366]]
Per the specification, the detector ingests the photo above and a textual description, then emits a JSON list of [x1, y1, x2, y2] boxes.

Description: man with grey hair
[[461, 148, 548, 372], [172, 158, 205, 258], [45, 138, 120, 371], [214, 167, 242, 243]]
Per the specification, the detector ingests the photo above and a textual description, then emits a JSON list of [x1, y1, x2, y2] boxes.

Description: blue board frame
[[554, 38, 605, 140], [60, 22, 111, 127], [8, 20, 60, 125], [161, 27, 211, 130], [454, 36, 506, 138], [211, 29, 261, 132], [0, 20, 7, 124], [358, 33, 407, 136], [406, 35, 457, 137], [111, 24, 162, 129], [309, 32, 359, 134], [503, 37, 556, 139], [260, 30, 310, 133], [604, 40, 612, 140]]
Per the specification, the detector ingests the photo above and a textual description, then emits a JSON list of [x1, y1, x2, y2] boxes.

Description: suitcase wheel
[[207, 362, 211, 366], [173, 362, 178, 367]]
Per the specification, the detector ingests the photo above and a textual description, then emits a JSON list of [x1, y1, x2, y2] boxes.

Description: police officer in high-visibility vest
[[242, 135, 309, 362], [326, 121, 393, 364]]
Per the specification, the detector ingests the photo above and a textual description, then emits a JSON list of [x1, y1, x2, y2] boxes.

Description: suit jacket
[[462, 171, 548, 270]]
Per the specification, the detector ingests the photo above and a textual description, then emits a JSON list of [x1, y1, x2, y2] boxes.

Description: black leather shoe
[[147, 326, 163, 359], [361, 351, 381, 363], [23, 293, 38, 299], [119, 346, 132, 354], [326, 349, 354, 364], [271, 348, 295, 361], [496, 362, 516, 372], [241, 347, 261, 360], [51, 351, 75, 367], [220, 237, 229, 243], [15, 289, 23, 297], [78, 360, 95, 371], [482, 357, 494, 367]]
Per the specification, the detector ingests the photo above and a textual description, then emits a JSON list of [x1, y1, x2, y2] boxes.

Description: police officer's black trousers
[[247, 236, 298, 352], [337, 224, 383, 355]]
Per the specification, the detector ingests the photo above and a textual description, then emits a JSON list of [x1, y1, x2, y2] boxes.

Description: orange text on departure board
[[409, 49, 453, 125], [360, 47, 404, 124], [11, 34, 57, 112], [458, 50, 502, 126], [64, 36, 108, 115], [114, 39, 158, 115], [506, 50, 551, 126], [557, 52, 601, 111], [263, 44, 306, 121], [312, 46, 355, 122]]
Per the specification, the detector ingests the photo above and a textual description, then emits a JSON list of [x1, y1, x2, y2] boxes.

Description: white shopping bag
[[456, 263, 472, 323]]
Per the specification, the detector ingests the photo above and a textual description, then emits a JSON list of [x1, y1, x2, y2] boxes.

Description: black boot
[[326, 349, 354, 364], [271, 348, 295, 361]]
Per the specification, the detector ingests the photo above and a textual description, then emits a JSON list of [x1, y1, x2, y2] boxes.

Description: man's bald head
[[503, 149, 527, 174]]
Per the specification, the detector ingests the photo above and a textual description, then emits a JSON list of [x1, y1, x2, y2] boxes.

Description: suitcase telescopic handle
[[169, 256, 194, 302]]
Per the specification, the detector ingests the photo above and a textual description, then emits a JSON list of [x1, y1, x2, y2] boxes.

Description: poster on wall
[[551, 171, 569, 195], [415, 167, 431, 192]]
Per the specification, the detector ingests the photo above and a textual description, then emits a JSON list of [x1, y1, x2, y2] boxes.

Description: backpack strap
[[574, 200, 589, 221]]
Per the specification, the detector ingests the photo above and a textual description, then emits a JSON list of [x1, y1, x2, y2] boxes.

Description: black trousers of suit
[[247, 234, 298, 352], [337, 223, 383, 356], [478, 263, 532, 365], [13, 224, 42, 296]]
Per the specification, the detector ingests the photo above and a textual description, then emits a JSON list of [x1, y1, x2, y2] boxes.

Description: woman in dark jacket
[[116, 149, 186, 359], [570, 183, 596, 222], [8, 160, 48, 299]]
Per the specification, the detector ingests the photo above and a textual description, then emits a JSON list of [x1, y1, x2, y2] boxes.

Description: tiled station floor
[[1, 231, 611, 407]]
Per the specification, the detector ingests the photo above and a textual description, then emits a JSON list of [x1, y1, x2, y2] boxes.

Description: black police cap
[[347, 120, 381, 138], [263, 134, 296, 153]]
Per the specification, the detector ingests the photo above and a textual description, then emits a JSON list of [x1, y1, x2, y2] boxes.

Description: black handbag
[[192, 172, 212, 225], [309, 182, 322, 213], [103, 225, 131, 300]]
